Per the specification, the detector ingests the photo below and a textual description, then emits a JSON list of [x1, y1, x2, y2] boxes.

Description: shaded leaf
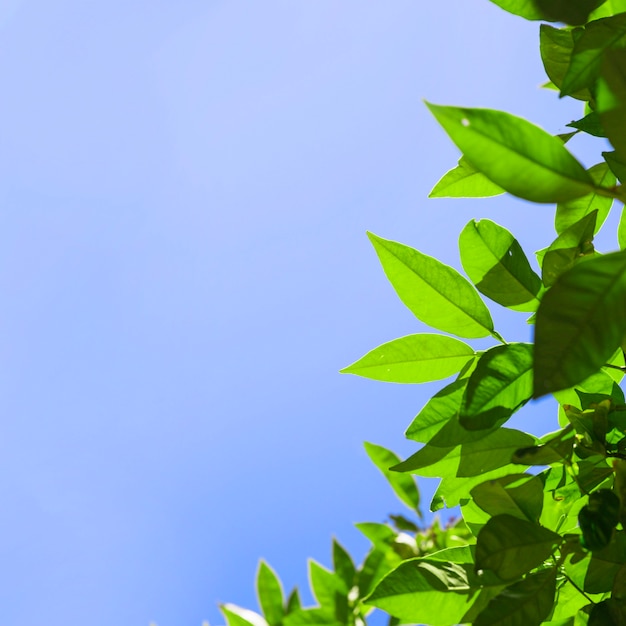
[[534, 250, 626, 397], [367, 232, 494, 337], [561, 13, 626, 96], [429, 156, 504, 198], [540, 25, 591, 100], [341, 333, 475, 383], [285, 589, 301, 615], [471, 473, 545, 523], [460, 343, 534, 430], [426, 103, 594, 203], [555, 163, 615, 235], [364, 442, 421, 511], [567, 112, 606, 137], [476, 515, 562, 580], [604, 149, 626, 182], [474, 567, 557, 626], [597, 48, 626, 162], [542, 210, 597, 288], [488, 0, 547, 19], [459, 219, 542, 312], [512, 426, 576, 465]]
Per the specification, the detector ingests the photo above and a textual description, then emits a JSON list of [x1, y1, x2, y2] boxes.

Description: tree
[[221, 1, 626, 624]]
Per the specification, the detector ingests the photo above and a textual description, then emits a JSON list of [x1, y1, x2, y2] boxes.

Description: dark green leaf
[[341, 333, 475, 383], [257, 561, 284, 626], [579, 489, 620, 551], [474, 568, 557, 626], [332, 540, 355, 591], [460, 343, 534, 430], [429, 156, 504, 198], [618, 205, 626, 248], [426, 103, 594, 203], [285, 589, 301, 614], [597, 48, 626, 162], [471, 474, 545, 523], [364, 442, 421, 511], [561, 13, 626, 96], [540, 25, 591, 100], [367, 232, 495, 338], [476, 515, 562, 580], [567, 112, 606, 137], [512, 426, 576, 465], [542, 210, 597, 288], [589, 599, 625, 625], [534, 250, 626, 397], [459, 219, 542, 312], [604, 149, 626, 183], [555, 163, 615, 235], [488, 0, 547, 19]]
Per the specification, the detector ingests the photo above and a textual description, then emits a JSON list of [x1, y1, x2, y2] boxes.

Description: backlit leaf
[[534, 250, 626, 397], [257, 562, 284, 626], [459, 219, 542, 312], [460, 343, 534, 430], [597, 48, 626, 162], [426, 103, 594, 203], [476, 515, 562, 580], [367, 232, 494, 338], [341, 333, 475, 383], [364, 442, 421, 511], [429, 156, 504, 198]]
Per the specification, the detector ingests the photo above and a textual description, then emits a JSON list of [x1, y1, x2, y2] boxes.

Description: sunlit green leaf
[[512, 426, 576, 465], [590, 0, 626, 19], [474, 567, 557, 626], [331, 540, 355, 592], [429, 156, 504, 198], [460, 343, 534, 430], [459, 219, 542, 312], [221, 604, 269, 626], [543, 210, 597, 287], [426, 103, 594, 203], [309, 560, 348, 620], [282, 608, 342, 626], [561, 13, 626, 96], [364, 442, 421, 512], [367, 232, 494, 337], [257, 562, 284, 626], [534, 250, 626, 397], [341, 333, 475, 383], [488, 0, 546, 19], [476, 515, 562, 580], [555, 163, 615, 235]]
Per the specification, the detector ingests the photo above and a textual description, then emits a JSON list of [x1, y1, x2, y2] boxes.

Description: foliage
[[222, 1, 626, 624]]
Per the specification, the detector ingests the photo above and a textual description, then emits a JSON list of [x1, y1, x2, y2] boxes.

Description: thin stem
[[595, 185, 626, 202], [562, 571, 595, 605], [603, 363, 626, 372]]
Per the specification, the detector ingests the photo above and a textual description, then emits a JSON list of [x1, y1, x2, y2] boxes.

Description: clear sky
[[0, 1, 611, 625]]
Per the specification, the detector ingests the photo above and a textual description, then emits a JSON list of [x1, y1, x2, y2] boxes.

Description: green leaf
[[540, 25, 591, 101], [459, 219, 542, 312], [475, 515, 562, 580], [597, 48, 626, 162], [426, 103, 594, 203], [257, 561, 284, 626], [282, 608, 342, 626], [364, 442, 421, 511], [309, 560, 348, 620], [429, 156, 504, 198], [542, 210, 597, 288], [590, 0, 626, 19], [555, 163, 615, 235], [619, 205, 626, 248], [285, 589, 301, 614], [604, 149, 626, 183], [534, 250, 626, 397], [512, 426, 576, 465], [561, 13, 626, 97], [488, 0, 547, 19], [460, 343, 534, 430], [367, 232, 494, 338], [221, 604, 269, 626], [341, 333, 475, 383], [474, 568, 557, 626], [538, 0, 608, 25], [471, 473, 545, 523], [393, 428, 535, 478], [364, 558, 488, 626], [579, 489, 620, 551], [589, 599, 625, 626], [331, 540, 355, 591], [567, 112, 606, 137]]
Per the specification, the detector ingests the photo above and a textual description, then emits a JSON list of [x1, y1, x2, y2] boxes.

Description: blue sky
[[0, 1, 611, 625]]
